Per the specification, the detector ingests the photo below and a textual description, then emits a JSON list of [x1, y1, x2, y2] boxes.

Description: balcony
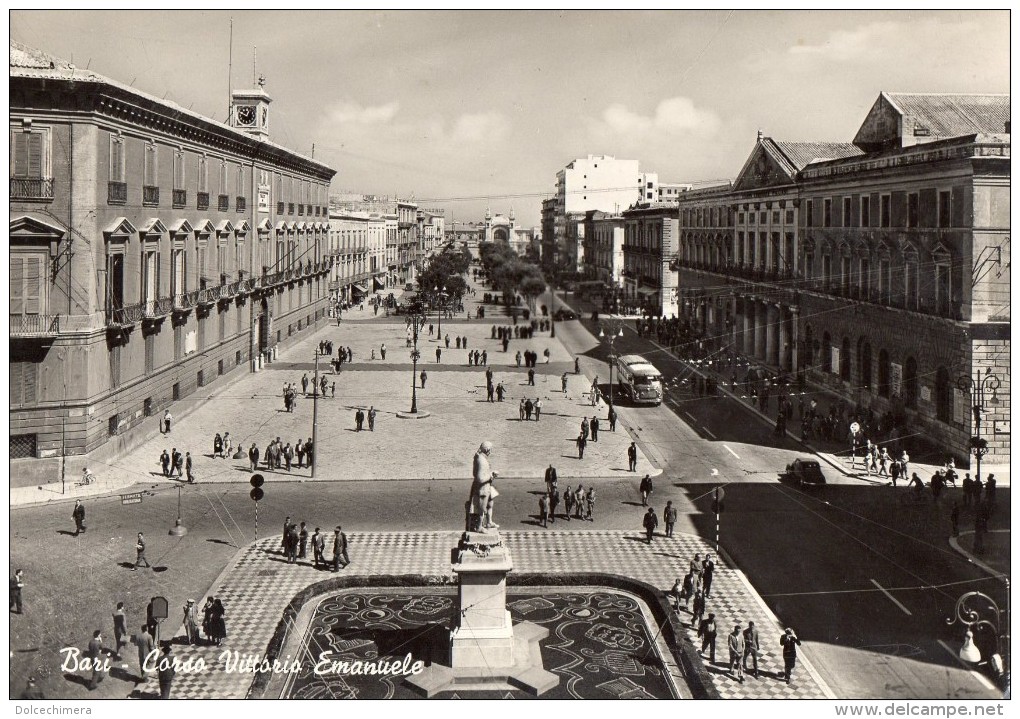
[[143, 185, 160, 206], [172, 189, 187, 208], [236, 196, 247, 213], [218, 194, 230, 212], [197, 288, 216, 306], [10, 177, 54, 201], [106, 302, 145, 326], [298, 204, 304, 216], [10, 313, 60, 337], [215, 283, 233, 300], [108, 181, 127, 204], [228, 279, 242, 296], [288, 203, 295, 215], [173, 290, 198, 314], [143, 296, 174, 318], [277, 202, 285, 214]]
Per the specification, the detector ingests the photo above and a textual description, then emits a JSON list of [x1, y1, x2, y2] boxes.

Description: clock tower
[[230, 75, 272, 140]]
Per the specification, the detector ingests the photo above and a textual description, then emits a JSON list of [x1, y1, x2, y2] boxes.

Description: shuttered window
[[144, 143, 158, 186], [10, 361, 38, 407], [12, 131, 44, 178], [172, 249, 186, 296], [110, 136, 125, 182], [10, 254, 44, 316], [198, 155, 208, 192], [174, 151, 186, 189]]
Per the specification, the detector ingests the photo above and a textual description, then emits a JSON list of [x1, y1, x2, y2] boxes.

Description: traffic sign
[[850, 422, 861, 435], [250, 474, 265, 488], [250, 487, 264, 502]]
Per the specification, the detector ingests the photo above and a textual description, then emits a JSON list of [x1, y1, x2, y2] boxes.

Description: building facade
[[9, 40, 336, 460], [621, 203, 680, 317], [445, 208, 532, 258], [582, 210, 625, 288], [674, 93, 1010, 464]]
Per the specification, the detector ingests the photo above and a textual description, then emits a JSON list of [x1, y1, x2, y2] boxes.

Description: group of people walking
[[158, 447, 194, 483], [280, 517, 350, 572], [250, 436, 314, 472], [537, 466, 595, 527]]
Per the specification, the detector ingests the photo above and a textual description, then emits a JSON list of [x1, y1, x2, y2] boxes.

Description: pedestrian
[[519, 398, 526, 421], [608, 405, 617, 431], [574, 484, 586, 518], [691, 589, 705, 628], [698, 613, 718, 664], [496, 382, 505, 401], [591, 416, 600, 442], [132, 533, 151, 570], [524, 398, 534, 421], [743, 621, 761, 678], [563, 487, 574, 521], [549, 488, 560, 523], [331, 382, 336, 398], [576, 433, 587, 459], [285, 523, 298, 563], [562, 372, 569, 393], [420, 370, 428, 389], [780, 627, 802, 684], [702, 555, 715, 598], [113, 601, 128, 657], [295, 440, 305, 469], [487, 383, 495, 402], [445, 334, 450, 349], [313, 528, 325, 569], [183, 599, 199, 645], [332, 526, 350, 571], [10, 569, 24, 614], [481, 350, 488, 365], [130, 624, 154, 681], [585, 486, 595, 521], [680, 572, 695, 611], [643, 507, 658, 543], [986, 474, 997, 504], [639, 474, 653, 506], [298, 522, 308, 559], [171, 448, 183, 477], [436, 347, 442, 363], [163, 409, 173, 434], [544, 348, 551, 363], [223, 433, 232, 458], [628, 442, 638, 472], [160, 449, 171, 476], [185, 452, 194, 483], [516, 351, 522, 367], [528, 368, 535, 386], [86, 630, 107, 690], [728, 624, 745, 682], [539, 493, 550, 528], [208, 598, 227, 646], [157, 644, 175, 699], [249, 443, 260, 472], [574, 357, 580, 374], [890, 457, 900, 487], [380, 343, 387, 360], [72, 499, 86, 535], [301, 373, 309, 395], [368, 406, 377, 431], [663, 500, 678, 538], [581, 416, 590, 441], [355, 409, 364, 431]]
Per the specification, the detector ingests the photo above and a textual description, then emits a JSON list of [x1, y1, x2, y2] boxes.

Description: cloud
[[788, 18, 981, 62], [325, 100, 400, 125], [449, 112, 511, 144], [588, 96, 721, 141]]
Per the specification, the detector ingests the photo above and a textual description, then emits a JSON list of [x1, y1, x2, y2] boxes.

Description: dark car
[[785, 458, 826, 485], [553, 309, 577, 321]]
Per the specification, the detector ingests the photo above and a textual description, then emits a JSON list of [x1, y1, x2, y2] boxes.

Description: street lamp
[[599, 324, 625, 407], [947, 589, 1008, 682], [433, 285, 447, 340], [407, 300, 428, 414], [168, 484, 187, 536], [956, 368, 1002, 490]]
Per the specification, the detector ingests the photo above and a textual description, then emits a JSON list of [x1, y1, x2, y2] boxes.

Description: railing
[[218, 194, 230, 212], [143, 297, 174, 318], [288, 203, 295, 215], [106, 302, 145, 326], [236, 196, 246, 213], [298, 204, 304, 216], [172, 189, 187, 208], [277, 202, 285, 214], [173, 290, 199, 310], [10, 313, 60, 336], [228, 280, 242, 296], [143, 185, 159, 205], [108, 181, 127, 204], [215, 284, 232, 300], [197, 288, 216, 305], [238, 278, 253, 294], [197, 191, 210, 210], [10, 177, 54, 200]]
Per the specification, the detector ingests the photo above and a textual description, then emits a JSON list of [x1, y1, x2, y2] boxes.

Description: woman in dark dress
[[202, 598, 215, 644], [210, 598, 227, 645]]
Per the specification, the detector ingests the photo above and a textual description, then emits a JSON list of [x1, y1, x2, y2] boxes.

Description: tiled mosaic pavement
[[136, 531, 833, 699]]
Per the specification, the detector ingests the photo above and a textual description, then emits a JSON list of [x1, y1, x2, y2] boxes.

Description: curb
[[948, 529, 1010, 579]]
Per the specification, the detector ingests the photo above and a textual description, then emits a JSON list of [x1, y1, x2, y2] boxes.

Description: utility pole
[[311, 348, 319, 478]]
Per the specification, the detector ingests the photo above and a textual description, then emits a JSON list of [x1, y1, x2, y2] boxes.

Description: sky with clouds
[[11, 9, 1010, 227]]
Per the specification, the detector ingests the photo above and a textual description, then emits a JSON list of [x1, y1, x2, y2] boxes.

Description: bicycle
[[77, 469, 96, 487]]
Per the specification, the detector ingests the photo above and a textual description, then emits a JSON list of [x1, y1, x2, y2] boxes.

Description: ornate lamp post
[[599, 324, 625, 406], [947, 588, 1009, 684], [433, 285, 447, 340], [407, 300, 428, 414], [956, 368, 1002, 492]]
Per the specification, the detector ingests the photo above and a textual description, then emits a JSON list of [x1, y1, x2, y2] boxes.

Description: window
[[842, 198, 852, 227], [840, 256, 851, 294], [938, 190, 952, 228], [860, 196, 871, 228], [11, 128, 47, 182], [10, 254, 45, 317], [934, 251, 952, 316], [822, 254, 832, 288], [772, 211, 779, 224], [880, 195, 891, 227], [935, 366, 953, 423], [738, 212, 744, 224], [143, 248, 160, 304], [823, 199, 832, 227], [218, 243, 228, 282], [859, 257, 870, 298], [737, 232, 745, 264], [785, 210, 794, 225], [877, 349, 890, 398], [759, 211, 767, 224], [109, 135, 126, 183], [747, 232, 756, 266], [907, 193, 919, 228], [171, 248, 186, 297], [903, 251, 918, 310], [646, 192, 653, 200], [805, 200, 814, 227]]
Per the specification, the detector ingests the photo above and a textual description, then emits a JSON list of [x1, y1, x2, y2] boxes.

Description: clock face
[[236, 105, 256, 126]]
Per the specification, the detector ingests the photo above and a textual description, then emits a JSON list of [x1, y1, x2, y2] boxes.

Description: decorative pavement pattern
[[280, 590, 674, 699], [134, 531, 833, 700]]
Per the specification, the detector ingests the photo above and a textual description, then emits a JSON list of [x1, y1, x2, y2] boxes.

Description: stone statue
[[467, 441, 499, 531]]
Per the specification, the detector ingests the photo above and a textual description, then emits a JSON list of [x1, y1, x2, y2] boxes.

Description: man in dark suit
[[332, 526, 349, 570], [780, 627, 802, 684], [157, 644, 175, 699], [642, 507, 658, 543], [698, 613, 718, 665], [544, 464, 558, 495], [743, 621, 761, 678], [628, 442, 638, 472], [72, 500, 86, 535], [86, 630, 106, 690]]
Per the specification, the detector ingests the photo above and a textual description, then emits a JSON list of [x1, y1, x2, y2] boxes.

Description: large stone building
[[328, 211, 386, 303], [675, 92, 1010, 464], [9, 40, 336, 462], [445, 208, 535, 258], [621, 203, 680, 317]]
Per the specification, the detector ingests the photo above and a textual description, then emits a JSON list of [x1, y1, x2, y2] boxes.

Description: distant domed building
[[446, 206, 536, 258]]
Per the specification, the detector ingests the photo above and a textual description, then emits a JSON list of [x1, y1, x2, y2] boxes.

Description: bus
[[615, 354, 664, 405]]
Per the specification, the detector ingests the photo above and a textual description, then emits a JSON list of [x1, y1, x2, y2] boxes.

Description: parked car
[[785, 458, 826, 485], [553, 309, 577, 321]]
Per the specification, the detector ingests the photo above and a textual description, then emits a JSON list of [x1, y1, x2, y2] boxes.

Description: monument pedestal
[[405, 529, 559, 697]]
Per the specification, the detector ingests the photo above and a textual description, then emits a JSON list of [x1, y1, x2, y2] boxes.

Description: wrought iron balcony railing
[[10, 313, 60, 336], [218, 194, 230, 212], [143, 297, 173, 318], [142, 185, 159, 205], [10, 177, 54, 200], [108, 181, 127, 204], [197, 191, 210, 210], [172, 189, 187, 208], [106, 302, 145, 326]]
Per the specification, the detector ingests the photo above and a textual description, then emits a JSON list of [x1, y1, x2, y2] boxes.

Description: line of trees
[[478, 241, 547, 310], [417, 244, 471, 305]]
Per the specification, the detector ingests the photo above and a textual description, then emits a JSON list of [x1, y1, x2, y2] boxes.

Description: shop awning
[[637, 286, 659, 297], [373, 276, 386, 289], [351, 283, 369, 295]]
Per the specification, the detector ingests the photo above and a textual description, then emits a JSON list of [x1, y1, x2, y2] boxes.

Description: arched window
[[877, 349, 890, 397], [935, 366, 953, 423], [822, 331, 832, 373], [903, 356, 918, 408], [840, 336, 851, 381]]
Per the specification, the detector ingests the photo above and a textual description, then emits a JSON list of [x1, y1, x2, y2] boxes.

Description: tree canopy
[[478, 241, 547, 309]]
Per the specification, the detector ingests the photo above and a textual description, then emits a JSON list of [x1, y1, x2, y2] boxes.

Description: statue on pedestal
[[466, 441, 499, 531]]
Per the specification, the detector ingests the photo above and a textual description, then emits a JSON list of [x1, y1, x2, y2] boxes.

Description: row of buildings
[[553, 93, 1010, 464], [8, 40, 439, 464]]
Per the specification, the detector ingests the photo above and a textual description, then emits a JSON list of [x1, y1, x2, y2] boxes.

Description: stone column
[[755, 299, 766, 359], [791, 308, 800, 374], [730, 294, 739, 351], [743, 297, 754, 355], [779, 305, 789, 371], [765, 303, 778, 366]]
